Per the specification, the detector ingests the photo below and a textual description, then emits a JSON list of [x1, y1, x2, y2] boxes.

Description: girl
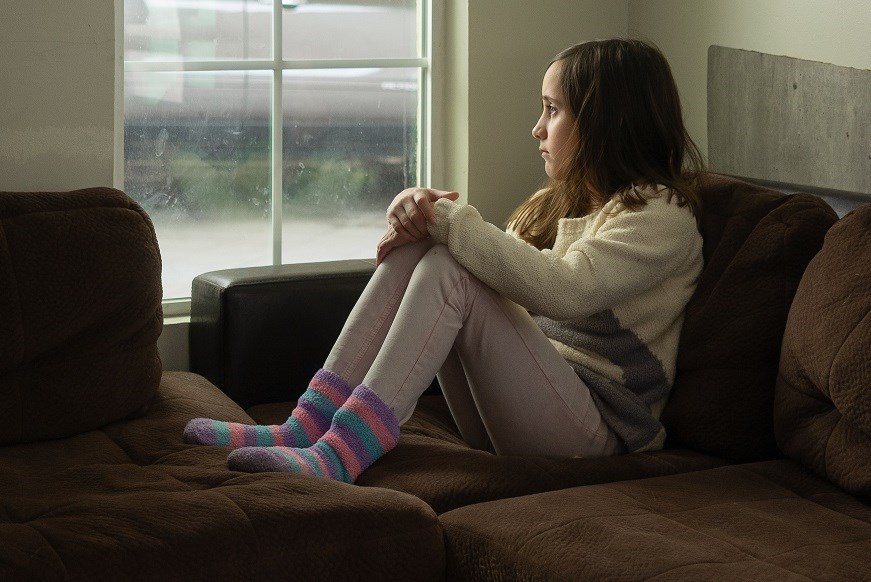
[[184, 38, 705, 483]]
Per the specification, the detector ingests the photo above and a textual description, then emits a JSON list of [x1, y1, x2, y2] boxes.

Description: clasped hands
[[376, 187, 459, 265]]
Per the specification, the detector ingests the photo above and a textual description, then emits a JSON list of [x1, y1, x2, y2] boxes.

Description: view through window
[[123, 0, 427, 299]]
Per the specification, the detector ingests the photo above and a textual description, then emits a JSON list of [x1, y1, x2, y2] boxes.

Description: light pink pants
[[323, 240, 622, 457]]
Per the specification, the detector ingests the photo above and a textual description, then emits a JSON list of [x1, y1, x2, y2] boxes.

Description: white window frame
[[113, 0, 438, 318]]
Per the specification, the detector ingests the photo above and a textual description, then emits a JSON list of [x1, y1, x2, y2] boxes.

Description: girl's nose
[[532, 119, 544, 140]]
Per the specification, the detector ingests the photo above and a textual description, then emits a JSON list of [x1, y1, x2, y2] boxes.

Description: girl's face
[[532, 59, 578, 181]]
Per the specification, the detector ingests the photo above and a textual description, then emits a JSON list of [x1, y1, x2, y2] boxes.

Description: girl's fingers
[[431, 189, 460, 202], [375, 227, 416, 265], [386, 187, 460, 240], [400, 199, 428, 238], [375, 231, 394, 265], [414, 190, 438, 225]]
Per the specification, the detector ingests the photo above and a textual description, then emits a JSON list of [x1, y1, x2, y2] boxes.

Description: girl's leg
[[323, 239, 436, 387], [449, 286, 623, 457], [436, 349, 493, 452], [367, 245, 621, 457], [228, 244, 467, 479], [359, 245, 483, 425], [184, 240, 434, 448], [229, 245, 620, 480]]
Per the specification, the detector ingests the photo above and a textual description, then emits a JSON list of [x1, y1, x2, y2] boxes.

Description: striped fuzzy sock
[[226, 384, 399, 483], [183, 369, 351, 449]]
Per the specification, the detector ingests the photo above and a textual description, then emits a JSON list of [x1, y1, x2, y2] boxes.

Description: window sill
[[162, 298, 191, 320]]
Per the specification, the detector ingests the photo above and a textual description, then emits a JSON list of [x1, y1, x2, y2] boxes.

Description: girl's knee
[[381, 239, 435, 268], [414, 245, 483, 294], [421, 244, 464, 273]]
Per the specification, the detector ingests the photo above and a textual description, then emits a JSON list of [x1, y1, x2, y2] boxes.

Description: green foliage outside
[[128, 124, 415, 224]]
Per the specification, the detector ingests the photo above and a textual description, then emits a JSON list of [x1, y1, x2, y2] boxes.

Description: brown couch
[[1, 174, 868, 580], [0, 189, 443, 581]]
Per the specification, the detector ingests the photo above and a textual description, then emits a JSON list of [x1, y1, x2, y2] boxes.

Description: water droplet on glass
[[155, 128, 169, 157]]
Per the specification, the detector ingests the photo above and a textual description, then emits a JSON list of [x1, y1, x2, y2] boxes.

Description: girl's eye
[[541, 101, 558, 117]]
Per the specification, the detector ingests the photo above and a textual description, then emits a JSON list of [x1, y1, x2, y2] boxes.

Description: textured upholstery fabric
[[0, 372, 445, 581], [775, 204, 871, 497], [249, 396, 725, 514], [0, 189, 163, 444], [662, 174, 838, 461], [440, 460, 871, 581]]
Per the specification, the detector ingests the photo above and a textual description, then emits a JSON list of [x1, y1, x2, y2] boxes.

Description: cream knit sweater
[[427, 186, 703, 452]]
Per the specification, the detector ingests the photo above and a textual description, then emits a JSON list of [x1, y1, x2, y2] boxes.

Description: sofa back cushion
[[774, 204, 870, 497], [0, 188, 163, 444], [661, 174, 837, 461]]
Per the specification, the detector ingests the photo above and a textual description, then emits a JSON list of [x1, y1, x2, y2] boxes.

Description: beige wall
[[0, 1, 116, 191], [629, 0, 871, 161]]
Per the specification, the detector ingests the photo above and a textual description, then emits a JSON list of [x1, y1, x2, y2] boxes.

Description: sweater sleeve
[[428, 196, 700, 321]]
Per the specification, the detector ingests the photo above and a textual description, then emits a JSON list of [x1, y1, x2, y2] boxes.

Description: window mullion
[[281, 58, 428, 70], [124, 60, 276, 72], [124, 59, 427, 73], [271, 0, 283, 265]]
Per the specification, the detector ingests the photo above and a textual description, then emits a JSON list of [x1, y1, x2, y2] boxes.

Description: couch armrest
[[190, 260, 376, 408]]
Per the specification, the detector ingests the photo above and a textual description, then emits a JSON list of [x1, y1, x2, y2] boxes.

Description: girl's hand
[[375, 227, 405, 266], [385, 187, 460, 242]]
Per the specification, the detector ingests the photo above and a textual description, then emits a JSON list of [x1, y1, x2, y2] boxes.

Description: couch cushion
[[0, 188, 162, 444], [440, 460, 871, 580], [0, 372, 445, 580], [662, 174, 838, 461], [775, 204, 871, 497], [250, 396, 725, 514]]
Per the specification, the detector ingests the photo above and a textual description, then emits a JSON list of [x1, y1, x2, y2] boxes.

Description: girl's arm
[[428, 197, 701, 321], [376, 188, 459, 265]]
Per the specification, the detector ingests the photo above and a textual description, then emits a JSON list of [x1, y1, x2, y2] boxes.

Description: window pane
[[125, 70, 272, 299], [282, 1, 418, 60], [282, 67, 419, 263], [125, 0, 272, 61]]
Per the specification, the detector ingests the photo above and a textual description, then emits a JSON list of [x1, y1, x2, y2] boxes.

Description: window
[[120, 0, 430, 304]]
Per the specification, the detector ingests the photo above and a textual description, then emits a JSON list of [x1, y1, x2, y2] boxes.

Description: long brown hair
[[508, 38, 704, 250]]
